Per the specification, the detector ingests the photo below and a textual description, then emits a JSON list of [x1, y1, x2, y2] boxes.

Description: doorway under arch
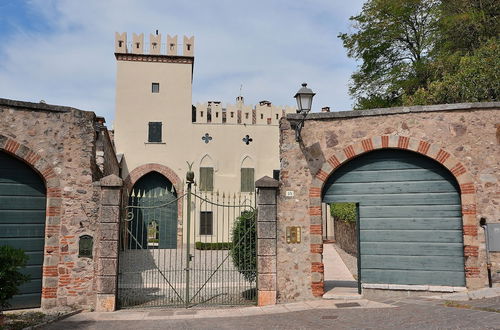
[[322, 148, 465, 288]]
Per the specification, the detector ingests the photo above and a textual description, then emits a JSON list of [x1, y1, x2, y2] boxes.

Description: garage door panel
[[330, 181, 457, 195], [0, 168, 44, 185], [0, 210, 47, 223], [361, 242, 464, 256], [360, 230, 463, 243], [0, 237, 45, 251], [17, 279, 43, 294], [324, 193, 460, 206], [361, 217, 463, 230], [25, 251, 44, 266], [361, 269, 466, 286], [6, 293, 43, 310], [362, 255, 465, 271], [19, 265, 43, 279], [0, 183, 46, 196], [0, 196, 47, 210], [333, 156, 450, 172], [360, 205, 462, 218], [0, 224, 46, 238], [333, 168, 453, 183]]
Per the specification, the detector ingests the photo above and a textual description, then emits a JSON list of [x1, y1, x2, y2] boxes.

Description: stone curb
[[23, 309, 82, 330], [426, 287, 500, 301], [82, 299, 394, 322]]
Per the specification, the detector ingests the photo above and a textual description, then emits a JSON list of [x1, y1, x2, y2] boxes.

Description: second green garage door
[[323, 149, 465, 287]]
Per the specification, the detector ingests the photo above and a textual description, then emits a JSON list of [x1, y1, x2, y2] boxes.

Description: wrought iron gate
[[118, 177, 257, 308]]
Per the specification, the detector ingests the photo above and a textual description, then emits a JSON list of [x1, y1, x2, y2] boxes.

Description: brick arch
[[123, 163, 183, 196], [122, 164, 184, 243], [0, 134, 62, 308], [308, 135, 480, 297]]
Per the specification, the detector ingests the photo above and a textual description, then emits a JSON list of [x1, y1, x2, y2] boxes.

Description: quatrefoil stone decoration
[[202, 133, 212, 144], [242, 135, 253, 145]]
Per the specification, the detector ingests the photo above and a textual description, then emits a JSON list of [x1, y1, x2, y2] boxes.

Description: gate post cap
[[255, 176, 279, 188], [100, 174, 123, 187]]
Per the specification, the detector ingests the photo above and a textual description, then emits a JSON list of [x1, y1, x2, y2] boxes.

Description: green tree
[[340, 0, 499, 108], [339, 0, 440, 109], [230, 211, 256, 283], [403, 39, 500, 105]]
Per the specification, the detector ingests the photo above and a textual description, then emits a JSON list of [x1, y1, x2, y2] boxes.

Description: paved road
[[44, 297, 500, 330]]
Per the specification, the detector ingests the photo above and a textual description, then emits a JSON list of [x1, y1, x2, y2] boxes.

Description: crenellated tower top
[[114, 32, 195, 57]]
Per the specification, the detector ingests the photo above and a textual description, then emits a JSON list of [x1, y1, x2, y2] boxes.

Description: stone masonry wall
[[278, 103, 500, 302], [0, 99, 112, 310]]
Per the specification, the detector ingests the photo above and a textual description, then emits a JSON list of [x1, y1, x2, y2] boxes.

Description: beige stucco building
[[113, 32, 295, 243]]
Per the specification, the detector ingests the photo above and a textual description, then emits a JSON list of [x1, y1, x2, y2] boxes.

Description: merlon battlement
[[115, 32, 194, 56]]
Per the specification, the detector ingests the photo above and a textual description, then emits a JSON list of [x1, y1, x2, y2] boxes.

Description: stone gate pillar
[[95, 174, 122, 312], [255, 176, 279, 306]]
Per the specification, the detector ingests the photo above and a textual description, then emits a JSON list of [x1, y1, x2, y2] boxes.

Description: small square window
[[148, 122, 162, 142], [152, 83, 160, 93], [200, 211, 213, 235]]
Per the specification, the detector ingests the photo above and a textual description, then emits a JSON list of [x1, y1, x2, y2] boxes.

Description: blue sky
[[0, 0, 365, 124]]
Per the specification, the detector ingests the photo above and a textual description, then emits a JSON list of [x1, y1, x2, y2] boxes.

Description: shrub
[[230, 210, 256, 282], [195, 242, 232, 250], [0, 246, 30, 313], [330, 203, 357, 223]]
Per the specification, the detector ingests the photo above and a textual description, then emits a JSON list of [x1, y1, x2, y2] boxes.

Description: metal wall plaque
[[79, 235, 93, 258], [486, 223, 500, 252], [286, 226, 301, 244]]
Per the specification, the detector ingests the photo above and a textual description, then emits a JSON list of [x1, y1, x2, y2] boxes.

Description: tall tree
[[339, 0, 440, 109]]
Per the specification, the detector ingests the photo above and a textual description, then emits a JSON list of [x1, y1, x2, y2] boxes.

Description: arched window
[[241, 156, 255, 192], [200, 155, 214, 191]]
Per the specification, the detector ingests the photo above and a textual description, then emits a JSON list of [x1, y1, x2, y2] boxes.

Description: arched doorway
[[0, 151, 46, 308], [322, 149, 465, 287], [127, 171, 177, 249]]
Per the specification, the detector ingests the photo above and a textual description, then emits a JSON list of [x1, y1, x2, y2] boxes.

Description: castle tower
[[113, 31, 195, 177]]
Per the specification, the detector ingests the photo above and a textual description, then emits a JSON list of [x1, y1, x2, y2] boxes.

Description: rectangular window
[[260, 114, 264, 119], [230, 112, 234, 118], [152, 83, 160, 93], [241, 168, 255, 192], [199, 167, 214, 191], [200, 211, 213, 235], [273, 170, 280, 181], [245, 113, 249, 119], [148, 122, 162, 142], [276, 114, 279, 120]]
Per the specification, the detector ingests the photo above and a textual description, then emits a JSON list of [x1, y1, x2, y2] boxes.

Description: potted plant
[[0, 245, 30, 325]]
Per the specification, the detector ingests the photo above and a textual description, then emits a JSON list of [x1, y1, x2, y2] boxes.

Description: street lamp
[[293, 83, 315, 142]]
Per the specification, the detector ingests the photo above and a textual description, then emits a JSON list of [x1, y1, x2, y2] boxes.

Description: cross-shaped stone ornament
[[242, 135, 253, 145], [202, 133, 212, 144]]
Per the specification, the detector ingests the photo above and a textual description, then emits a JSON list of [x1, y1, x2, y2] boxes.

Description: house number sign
[[286, 226, 301, 244]]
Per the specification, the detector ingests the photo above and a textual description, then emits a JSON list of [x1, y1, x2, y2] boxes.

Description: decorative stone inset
[[242, 135, 253, 145], [202, 133, 212, 144]]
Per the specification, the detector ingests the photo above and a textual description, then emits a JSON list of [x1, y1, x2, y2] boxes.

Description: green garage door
[[0, 151, 46, 309], [323, 149, 465, 287]]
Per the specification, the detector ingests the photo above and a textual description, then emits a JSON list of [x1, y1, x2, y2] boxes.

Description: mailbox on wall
[[486, 224, 500, 252]]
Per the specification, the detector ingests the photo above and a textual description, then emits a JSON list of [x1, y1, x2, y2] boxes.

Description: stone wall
[[278, 102, 500, 301], [0, 98, 117, 310], [333, 218, 357, 256]]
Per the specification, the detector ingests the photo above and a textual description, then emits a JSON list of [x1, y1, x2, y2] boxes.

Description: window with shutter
[[199, 167, 214, 191], [148, 122, 162, 142], [240, 168, 255, 192], [200, 211, 213, 235]]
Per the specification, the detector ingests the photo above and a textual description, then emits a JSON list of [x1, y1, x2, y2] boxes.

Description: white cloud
[[0, 0, 364, 121]]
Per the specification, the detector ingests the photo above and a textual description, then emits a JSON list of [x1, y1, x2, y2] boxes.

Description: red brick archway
[[0, 134, 62, 309], [308, 135, 480, 297], [123, 163, 184, 244]]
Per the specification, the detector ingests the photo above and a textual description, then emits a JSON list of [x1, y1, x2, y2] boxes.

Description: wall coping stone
[[100, 174, 123, 187], [287, 102, 500, 121], [0, 97, 95, 114], [256, 176, 279, 188]]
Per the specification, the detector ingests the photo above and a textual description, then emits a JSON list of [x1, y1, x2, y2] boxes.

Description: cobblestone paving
[[44, 296, 500, 330]]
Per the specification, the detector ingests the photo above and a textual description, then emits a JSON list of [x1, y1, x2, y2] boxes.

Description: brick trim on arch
[[123, 163, 184, 246], [308, 135, 480, 297], [0, 134, 61, 309]]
